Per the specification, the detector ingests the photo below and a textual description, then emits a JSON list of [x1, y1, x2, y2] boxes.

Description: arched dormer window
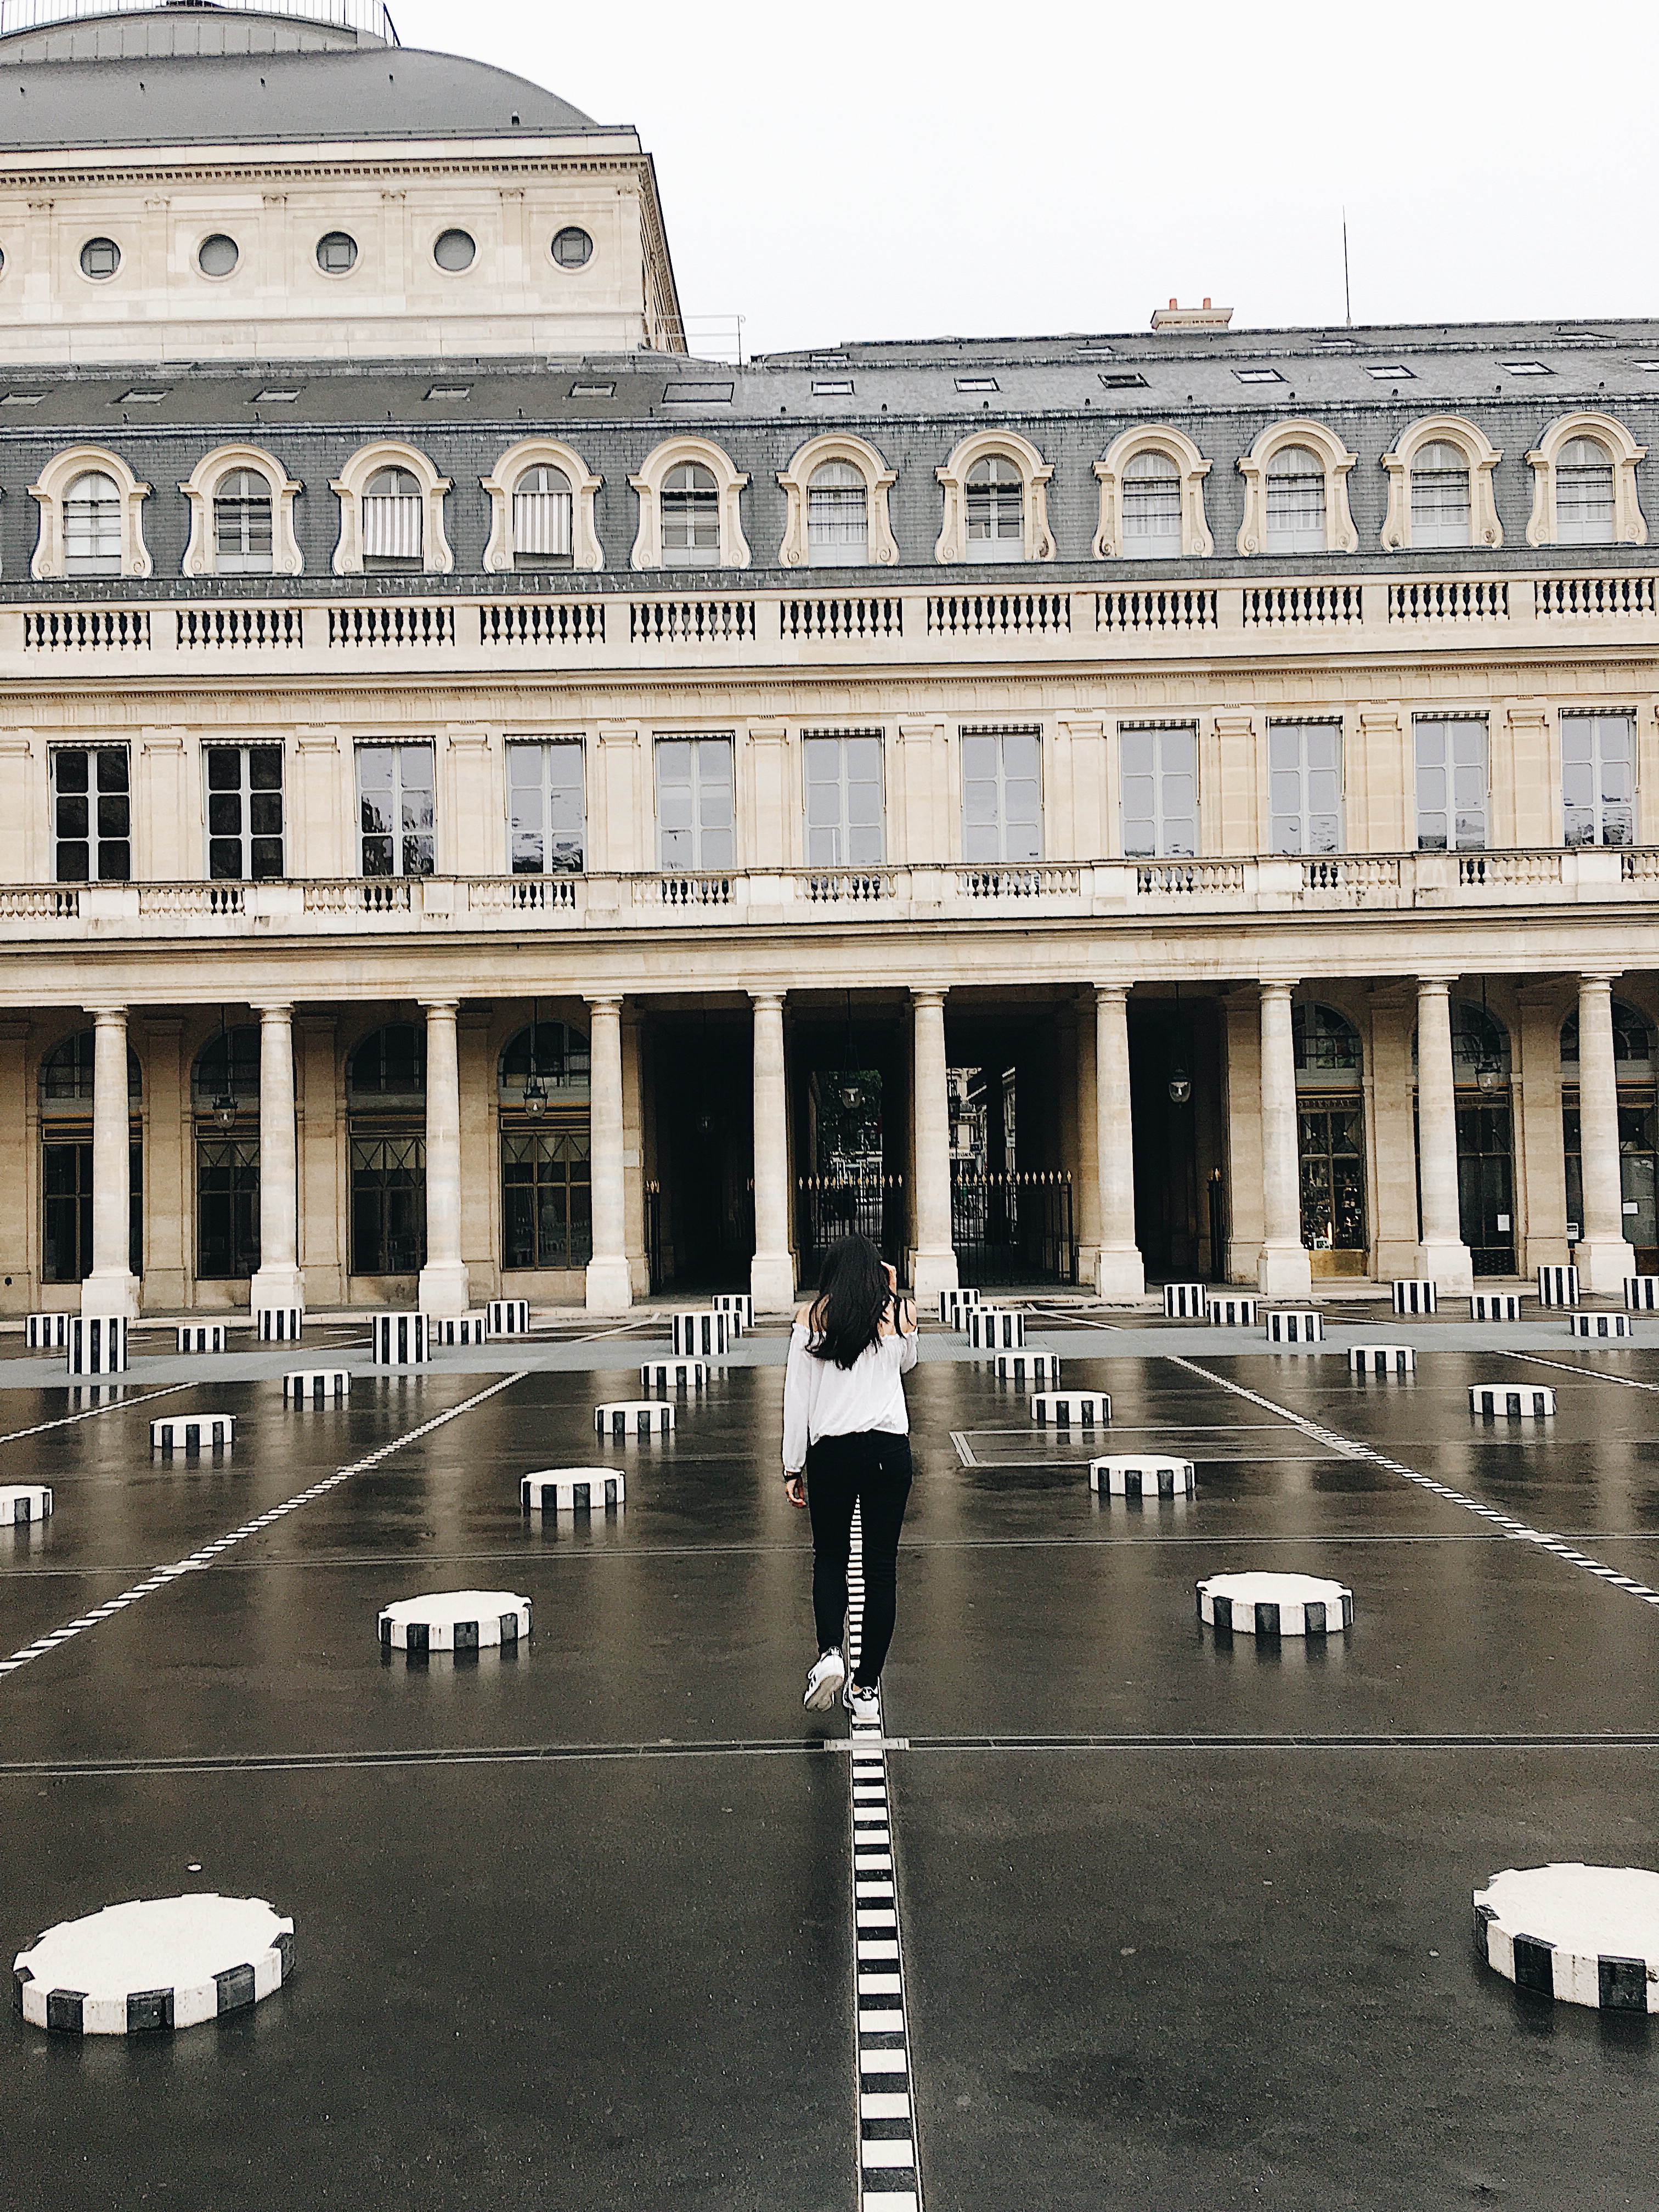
[[179, 444, 303, 577], [1235, 421, 1357, 557], [481, 436, 603, 572], [777, 433, 898, 568], [1526, 411, 1647, 548], [30, 446, 152, 580], [1382, 416, 1502, 551], [629, 438, 749, 570], [934, 428, 1054, 563], [1093, 425, 1213, 559], [330, 442, 453, 575]]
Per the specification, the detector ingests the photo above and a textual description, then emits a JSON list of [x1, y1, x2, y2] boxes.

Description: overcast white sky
[[394, 0, 1656, 357]]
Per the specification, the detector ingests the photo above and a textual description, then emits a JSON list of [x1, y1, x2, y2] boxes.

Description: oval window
[[197, 233, 239, 278], [315, 230, 358, 276], [80, 236, 121, 280], [433, 228, 476, 272], [551, 226, 592, 269]]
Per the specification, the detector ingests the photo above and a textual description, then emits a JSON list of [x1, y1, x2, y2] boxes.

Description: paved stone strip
[[1170, 1356, 1659, 1613], [0, 1381, 194, 1451], [847, 1502, 923, 2212], [0, 1373, 528, 1681]]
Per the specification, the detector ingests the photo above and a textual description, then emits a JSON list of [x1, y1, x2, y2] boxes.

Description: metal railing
[[0, 0, 396, 35]]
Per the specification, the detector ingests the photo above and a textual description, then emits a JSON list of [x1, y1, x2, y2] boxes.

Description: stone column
[[1071, 1004, 1102, 1289], [749, 992, 795, 1313], [416, 999, 470, 1315], [84, 1005, 139, 1319], [909, 988, 958, 1303], [1257, 982, 1312, 1297], [250, 1001, 305, 1315], [1415, 976, 1472, 1294], [1575, 973, 1629, 1291], [1094, 985, 1144, 1296], [585, 995, 632, 1314]]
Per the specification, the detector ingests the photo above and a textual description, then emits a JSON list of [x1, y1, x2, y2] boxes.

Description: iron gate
[[796, 1175, 902, 1280], [951, 1169, 1076, 1286]]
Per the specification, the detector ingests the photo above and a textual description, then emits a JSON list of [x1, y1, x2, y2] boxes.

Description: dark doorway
[[791, 1008, 907, 1282], [1455, 1098, 1516, 1276], [648, 1011, 755, 1291], [1128, 995, 1223, 1280], [946, 1012, 1076, 1287]]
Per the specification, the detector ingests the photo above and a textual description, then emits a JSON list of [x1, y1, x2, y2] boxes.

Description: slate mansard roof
[[2, 318, 1658, 590]]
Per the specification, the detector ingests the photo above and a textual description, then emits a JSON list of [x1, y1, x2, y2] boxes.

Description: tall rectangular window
[[51, 746, 131, 882], [1561, 711, 1635, 848], [1414, 716, 1487, 851], [961, 726, 1042, 864], [1268, 720, 1343, 854], [804, 731, 884, 866], [507, 740, 585, 873], [205, 743, 284, 881], [42, 1138, 142, 1281], [656, 735, 735, 870], [502, 1128, 592, 1269], [357, 741, 435, 877], [196, 1136, 260, 1278], [1120, 723, 1197, 858]]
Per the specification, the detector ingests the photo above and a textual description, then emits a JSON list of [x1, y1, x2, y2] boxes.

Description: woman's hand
[[883, 1262, 898, 1295], [784, 1472, 806, 1508]]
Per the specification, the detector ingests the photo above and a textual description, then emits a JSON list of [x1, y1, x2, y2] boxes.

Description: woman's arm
[[781, 1319, 813, 1482]]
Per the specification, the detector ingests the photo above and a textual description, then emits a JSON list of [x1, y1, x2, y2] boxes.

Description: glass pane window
[[213, 469, 274, 574], [1268, 721, 1343, 855], [1561, 711, 1635, 848], [661, 462, 719, 565], [196, 1136, 260, 1279], [357, 741, 435, 877], [803, 732, 885, 867], [1264, 446, 1325, 553], [361, 467, 422, 562], [205, 743, 284, 881], [808, 460, 868, 566], [961, 727, 1042, 865], [1556, 436, 1616, 545], [506, 739, 585, 873], [501, 1126, 592, 1270], [1299, 1105, 1366, 1250], [52, 746, 130, 882], [1414, 716, 1487, 851], [1410, 440, 1471, 548], [64, 470, 121, 577], [1122, 448, 1182, 557], [655, 735, 734, 870], [349, 1133, 426, 1275], [966, 455, 1023, 560], [42, 1138, 142, 1282], [512, 464, 573, 564], [1119, 724, 1197, 858]]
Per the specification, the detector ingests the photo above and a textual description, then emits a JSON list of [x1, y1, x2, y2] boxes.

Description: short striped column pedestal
[[712, 1294, 753, 1333], [1537, 1266, 1581, 1307], [370, 1313, 428, 1365], [1090, 1455, 1194, 1500], [487, 1299, 531, 1336], [522, 1469, 625, 1514], [1471, 1294, 1523, 1322], [283, 1370, 350, 1404], [176, 1324, 226, 1355], [1349, 1344, 1415, 1374], [1030, 1390, 1109, 1427], [1626, 1277, 1659, 1312], [1570, 1313, 1634, 1340], [1198, 1570, 1353, 1638], [670, 1311, 729, 1359], [1392, 1279, 1438, 1315], [1163, 1283, 1207, 1318], [24, 1314, 70, 1352], [1470, 1384, 1556, 1419], [594, 1401, 675, 1438], [1205, 1295, 1258, 1328], [150, 1413, 236, 1454], [994, 1351, 1058, 1386], [1475, 1864, 1659, 2013], [1265, 1308, 1324, 1344], [255, 1307, 302, 1343], [967, 1309, 1024, 1351], [939, 1288, 981, 1326], [427, 1314, 488, 1346], [67, 1316, 127, 1375], [13, 1895, 295, 2037], [0, 1486, 52, 1523], [641, 1359, 707, 1391], [377, 1590, 530, 1657]]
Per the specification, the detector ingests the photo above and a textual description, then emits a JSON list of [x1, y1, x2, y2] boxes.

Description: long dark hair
[[808, 1233, 890, 1370]]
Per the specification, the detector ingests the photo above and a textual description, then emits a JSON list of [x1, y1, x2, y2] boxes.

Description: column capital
[[83, 1003, 128, 1023], [253, 1000, 294, 1021], [1415, 974, 1457, 995], [584, 994, 623, 1017], [1258, 978, 1298, 1001], [748, 989, 786, 1012], [1092, 982, 1131, 1006], [1578, 970, 1621, 991], [419, 998, 459, 1017], [910, 986, 949, 1011]]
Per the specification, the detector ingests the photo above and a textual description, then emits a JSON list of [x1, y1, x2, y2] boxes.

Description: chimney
[[1151, 298, 1235, 329]]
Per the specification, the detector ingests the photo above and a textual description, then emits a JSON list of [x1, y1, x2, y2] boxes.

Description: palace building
[[2, 0, 1658, 1328]]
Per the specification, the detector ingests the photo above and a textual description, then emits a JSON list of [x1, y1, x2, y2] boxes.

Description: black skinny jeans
[[805, 1430, 913, 1685]]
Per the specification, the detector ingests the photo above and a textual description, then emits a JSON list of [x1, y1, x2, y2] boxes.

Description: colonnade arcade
[[15, 969, 1656, 1321]]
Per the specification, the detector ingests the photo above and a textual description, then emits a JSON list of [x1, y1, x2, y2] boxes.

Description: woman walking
[[782, 1233, 919, 1720]]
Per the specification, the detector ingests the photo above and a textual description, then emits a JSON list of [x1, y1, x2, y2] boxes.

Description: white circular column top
[[15, 1894, 292, 2034], [378, 1589, 531, 1652], [1476, 1863, 1659, 2010], [1197, 1569, 1353, 1634]]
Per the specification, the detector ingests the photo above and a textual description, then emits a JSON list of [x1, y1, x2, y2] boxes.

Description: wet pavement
[[1, 1319, 1658, 2207]]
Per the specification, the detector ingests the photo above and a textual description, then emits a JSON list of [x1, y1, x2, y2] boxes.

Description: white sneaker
[[843, 1679, 881, 1724], [803, 1647, 846, 1711]]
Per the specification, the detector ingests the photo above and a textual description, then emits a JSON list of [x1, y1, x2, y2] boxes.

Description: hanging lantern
[[522, 1069, 548, 1119], [1476, 1056, 1503, 1096], [1167, 1065, 1192, 1107], [212, 1089, 238, 1131], [839, 1079, 862, 1112]]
